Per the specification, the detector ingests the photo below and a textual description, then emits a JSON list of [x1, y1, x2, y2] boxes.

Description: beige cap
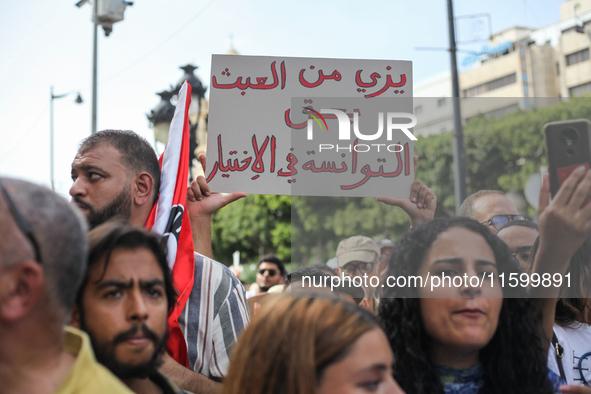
[[336, 236, 380, 267]]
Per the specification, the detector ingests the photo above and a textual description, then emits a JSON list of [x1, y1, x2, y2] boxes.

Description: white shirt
[[548, 322, 591, 384]]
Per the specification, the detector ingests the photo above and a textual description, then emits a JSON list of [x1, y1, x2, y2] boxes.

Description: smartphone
[[544, 119, 591, 198]]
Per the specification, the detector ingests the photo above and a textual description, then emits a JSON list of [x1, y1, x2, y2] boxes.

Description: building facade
[[414, 0, 591, 137]]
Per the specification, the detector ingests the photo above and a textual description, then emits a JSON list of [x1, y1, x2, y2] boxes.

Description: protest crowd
[[4, 127, 591, 394]]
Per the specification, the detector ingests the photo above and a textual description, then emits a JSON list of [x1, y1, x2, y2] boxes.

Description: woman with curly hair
[[379, 217, 560, 394], [223, 295, 404, 394]]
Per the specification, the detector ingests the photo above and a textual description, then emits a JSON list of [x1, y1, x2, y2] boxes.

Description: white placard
[[206, 55, 414, 197]]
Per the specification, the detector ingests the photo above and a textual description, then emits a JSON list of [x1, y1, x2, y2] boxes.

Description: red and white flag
[[145, 81, 194, 368]]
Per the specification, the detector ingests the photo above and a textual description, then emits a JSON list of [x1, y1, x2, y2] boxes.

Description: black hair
[[555, 236, 591, 326], [257, 254, 286, 277], [76, 221, 177, 314], [286, 266, 331, 288], [379, 217, 554, 394], [312, 264, 336, 276], [78, 130, 161, 204], [497, 219, 539, 233], [526, 234, 591, 327]]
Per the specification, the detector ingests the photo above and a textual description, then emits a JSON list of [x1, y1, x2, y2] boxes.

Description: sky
[[0, 0, 564, 198]]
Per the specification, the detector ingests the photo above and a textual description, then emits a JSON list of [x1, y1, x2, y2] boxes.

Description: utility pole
[[447, 0, 468, 214], [92, 0, 98, 134]]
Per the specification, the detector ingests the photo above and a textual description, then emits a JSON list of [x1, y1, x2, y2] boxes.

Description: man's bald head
[[458, 190, 519, 234], [459, 190, 506, 219], [0, 178, 88, 317]]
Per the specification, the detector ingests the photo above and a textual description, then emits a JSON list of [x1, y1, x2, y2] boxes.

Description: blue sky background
[[0, 0, 564, 197]]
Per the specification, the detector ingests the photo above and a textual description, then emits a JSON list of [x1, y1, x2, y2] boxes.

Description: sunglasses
[[0, 179, 43, 264], [259, 268, 277, 277], [480, 214, 526, 231], [342, 261, 375, 275]]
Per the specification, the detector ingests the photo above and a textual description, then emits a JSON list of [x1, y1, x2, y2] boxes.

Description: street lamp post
[[76, 0, 133, 134], [149, 65, 207, 181], [50, 87, 83, 191], [147, 90, 176, 145]]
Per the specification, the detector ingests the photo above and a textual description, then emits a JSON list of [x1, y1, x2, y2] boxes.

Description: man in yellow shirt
[[0, 177, 131, 394]]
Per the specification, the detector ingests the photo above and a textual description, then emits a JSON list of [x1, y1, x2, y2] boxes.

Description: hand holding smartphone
[[544, 119, 591, 203]]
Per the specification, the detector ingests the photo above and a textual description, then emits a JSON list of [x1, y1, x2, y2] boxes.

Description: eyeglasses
[[510, 246, 533, 269], [342, 261, 375, 275], [480, 214, 526, 231], [0, 179, 42, 264], [259, 268, 277, 277]]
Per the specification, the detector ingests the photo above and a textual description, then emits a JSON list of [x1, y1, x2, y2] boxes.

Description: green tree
[[291, 196, 411, 266], [415, 97, 591, 216], [211, 194, 291, 265]]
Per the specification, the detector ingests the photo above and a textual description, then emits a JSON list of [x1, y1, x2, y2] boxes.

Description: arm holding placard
[[377, 155, 437, 229], [186, 154, 247, 259]]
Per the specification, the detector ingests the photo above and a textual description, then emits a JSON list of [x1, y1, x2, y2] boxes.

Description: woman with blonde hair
[[222, 294, 403, 394]]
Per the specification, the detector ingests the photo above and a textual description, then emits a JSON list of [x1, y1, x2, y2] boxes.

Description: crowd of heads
[[3, 128, 591, 394]]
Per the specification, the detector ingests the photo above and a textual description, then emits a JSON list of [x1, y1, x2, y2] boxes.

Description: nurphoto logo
[[305, 107, 417, 153]]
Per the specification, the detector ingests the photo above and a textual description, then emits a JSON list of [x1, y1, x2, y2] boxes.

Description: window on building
[[566, 48, 590, 66], [462, 73, 517, 97], [437, 98, 446, 107], [415, 105, 423, 114], [556, 62, 560, 75], [569, 81, 591, 96], [562, 20, 591, 35]]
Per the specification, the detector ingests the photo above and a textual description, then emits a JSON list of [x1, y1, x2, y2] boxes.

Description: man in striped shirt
[[70, 130, 249, 393]]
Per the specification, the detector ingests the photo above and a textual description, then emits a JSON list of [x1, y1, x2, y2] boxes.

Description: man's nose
[[69, 177, 87, 198], [128, 291, 149, 322]]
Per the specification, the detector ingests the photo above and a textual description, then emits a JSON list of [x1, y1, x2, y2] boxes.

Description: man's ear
[[0, 261, 44, 322], [69, 303, 81, 328], [133, 172, 155, 207], [335, 267, 340, 276]]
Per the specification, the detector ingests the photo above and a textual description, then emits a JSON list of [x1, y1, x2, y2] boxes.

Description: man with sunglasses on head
[[335, 236, 381, 313], [0, 177, 132, 394], [246, 254, 286, 298], [458, 189, 525, 234]]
